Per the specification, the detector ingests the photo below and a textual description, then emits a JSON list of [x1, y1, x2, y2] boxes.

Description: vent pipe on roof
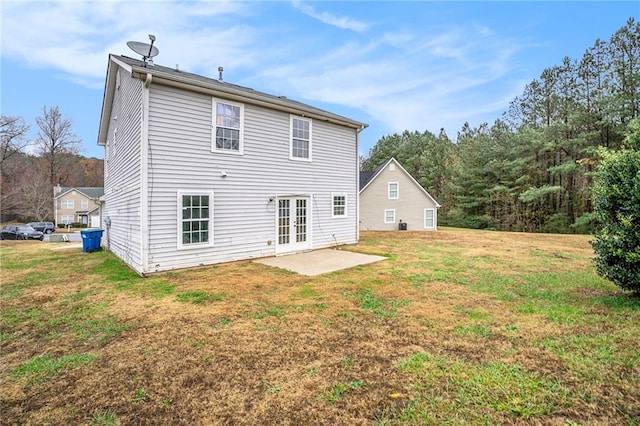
[[218, 66, 224, 82]]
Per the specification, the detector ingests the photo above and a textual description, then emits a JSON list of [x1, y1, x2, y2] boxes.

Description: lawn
[[1, 228, 639, 425]]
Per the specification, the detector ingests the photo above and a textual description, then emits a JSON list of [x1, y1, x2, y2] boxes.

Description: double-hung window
[[81, 200, 89, 209], [290, 116, 312, 161], [384, 209, 396, 224], [61, 200, 74, 209], [179, 192, 213, 248], [424, 209, 435, 229], [213, 99, 244, 154], [388, 182, 399, 199], [332, 194, 347, 218]]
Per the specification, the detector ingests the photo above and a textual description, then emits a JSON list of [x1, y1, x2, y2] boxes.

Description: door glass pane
[[278, 199, 290, 244], [296, 199, 306, 243]]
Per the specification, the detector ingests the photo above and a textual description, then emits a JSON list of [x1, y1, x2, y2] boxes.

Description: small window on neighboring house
[[384, 209, 396, 224], [212, 100, 244, 154], [424, 209, 435, 229], [81, 200, 89, 209], [332, 194, 347, 218], [178, 192, 213, 248], [61, 200, 74, 209], [290, 116, 312, 161], [388, 182, 399, 199], [61, 215, 74, 224]]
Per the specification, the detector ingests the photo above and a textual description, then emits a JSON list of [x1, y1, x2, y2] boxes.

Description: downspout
[[356, 124, 366, 243], [140, 73, 152, 274]]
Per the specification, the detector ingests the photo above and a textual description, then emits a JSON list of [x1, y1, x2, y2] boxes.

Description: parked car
[[26, 221, 56, 234], [0, 225, 44, 241]]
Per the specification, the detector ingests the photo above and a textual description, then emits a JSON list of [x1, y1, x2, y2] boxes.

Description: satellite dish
[[126, 35, 159, 66]]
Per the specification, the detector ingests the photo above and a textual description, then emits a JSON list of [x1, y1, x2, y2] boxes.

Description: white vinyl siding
[[141, 84, 359, 273], [178, 192, 213, 249], [290, 116, 312, 161], [102, 67, 144, 273], [424, 208, 435, 229], [212, 99, 244, 154], [61, 200, 74, 209], [388, 182, 399, 199], [332, 193, 347, 218], [384, 209, 395, 223]]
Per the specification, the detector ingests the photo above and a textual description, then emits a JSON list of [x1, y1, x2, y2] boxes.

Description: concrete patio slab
[[254, 249, 387, 276]]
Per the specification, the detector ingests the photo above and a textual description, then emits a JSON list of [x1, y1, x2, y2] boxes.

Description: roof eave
[[124, 61, 367, 130]]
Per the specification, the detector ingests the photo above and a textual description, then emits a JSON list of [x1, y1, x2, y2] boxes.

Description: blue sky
[[1, 1, 638, 160]]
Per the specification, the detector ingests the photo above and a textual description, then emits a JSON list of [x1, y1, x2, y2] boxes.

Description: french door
[[277, 197, 311, 254]]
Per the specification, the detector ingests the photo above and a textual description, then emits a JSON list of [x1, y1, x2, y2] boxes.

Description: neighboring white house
[[359, 158, 440, 231], [97, 54, 367, 275]]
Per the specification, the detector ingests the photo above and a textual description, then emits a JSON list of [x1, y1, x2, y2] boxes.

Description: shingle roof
[[113, 55, 367, 129], [56, 187, 104, 199], [359, 161, 388, 191]]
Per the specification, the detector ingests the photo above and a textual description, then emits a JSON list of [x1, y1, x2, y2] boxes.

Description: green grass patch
[[396, 351, 569, 421], [251, 302, 285, 319], [324, 380, 363, 403], [351, 287, 409, 318], [89, 411, 118, 426], [298, 285, 319, 298], [175, 290, 224, 304], [12, 353, 96, 385]]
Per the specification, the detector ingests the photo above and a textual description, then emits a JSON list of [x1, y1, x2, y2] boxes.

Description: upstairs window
[[213, 100, 244, 154], [81, 200, 89, 209], [290, 116, 312, 161], [388, 182, 399, 199], [61, 200, 74, 209], [332, 194, 347, 218]]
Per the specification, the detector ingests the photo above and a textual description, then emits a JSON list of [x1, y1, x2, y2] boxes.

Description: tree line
[[0, 106, 104, 222], [362, 18, 639, 234]]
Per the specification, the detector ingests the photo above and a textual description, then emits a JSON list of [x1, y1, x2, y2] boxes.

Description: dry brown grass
[[1, 229, 639, 425]]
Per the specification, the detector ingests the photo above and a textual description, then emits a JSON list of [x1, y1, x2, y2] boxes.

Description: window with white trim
[[424, 208, 435, 229], [213, 100, 244, 154], [61, 199, 74, 209], [384, 209, 396, 224], [81, 200, 89, 209], [179, 192, 213, 248], [332, 194, 347, 218], [290, 116, 312, 161], [388, 182, 399, 199], [61, 215, 74, 224]]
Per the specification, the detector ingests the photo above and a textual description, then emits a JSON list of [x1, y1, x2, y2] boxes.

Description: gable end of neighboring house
[[53, 185, 104, 228], [359, 157, 440, 231], [97, 54, 367, 275]]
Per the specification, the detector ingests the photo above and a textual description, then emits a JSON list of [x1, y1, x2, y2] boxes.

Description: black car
[[26, 221, 55, 234], [0, 225, 44, 241]]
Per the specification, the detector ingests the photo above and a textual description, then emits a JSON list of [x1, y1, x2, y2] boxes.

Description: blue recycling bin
[[80, 228, 104, 253]]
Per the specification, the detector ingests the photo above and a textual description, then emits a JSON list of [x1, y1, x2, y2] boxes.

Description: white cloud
[[1, 1, 252, 84], [1, 1, 529, 146], [291, 0, 370, 32]]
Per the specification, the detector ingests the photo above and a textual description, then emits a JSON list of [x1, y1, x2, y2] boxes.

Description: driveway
[[44, 232, 82, 243], [254, 248, 386, 276]]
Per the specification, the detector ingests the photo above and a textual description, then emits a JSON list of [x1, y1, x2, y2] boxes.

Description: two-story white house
[[97, 55, 367, 275]]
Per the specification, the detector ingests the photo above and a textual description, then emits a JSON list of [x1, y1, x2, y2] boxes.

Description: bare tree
[[0, 115, 30, 169], [34, 106, 81, 186]]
